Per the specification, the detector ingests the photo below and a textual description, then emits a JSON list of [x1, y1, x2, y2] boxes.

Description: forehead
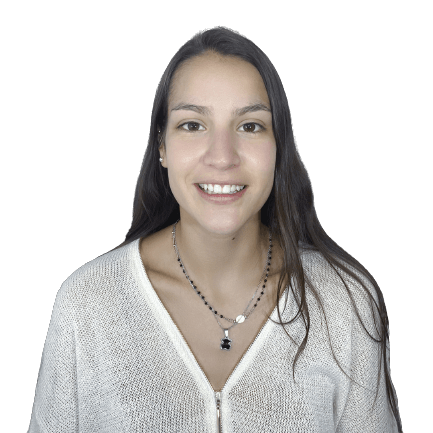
[[168, 53, 270, 111]]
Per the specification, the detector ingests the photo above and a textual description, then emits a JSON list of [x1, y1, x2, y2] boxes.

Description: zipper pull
[[215, 391, 221, 432]]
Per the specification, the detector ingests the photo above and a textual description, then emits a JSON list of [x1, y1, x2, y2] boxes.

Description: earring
[[158, 129, 162, 162]]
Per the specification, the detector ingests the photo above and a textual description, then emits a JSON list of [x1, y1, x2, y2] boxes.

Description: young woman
[[28, 27, 403, 432]]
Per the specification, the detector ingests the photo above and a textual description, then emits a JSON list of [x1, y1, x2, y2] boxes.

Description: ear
[[157, 127, 167, 168], [158, 144, 166, 166]]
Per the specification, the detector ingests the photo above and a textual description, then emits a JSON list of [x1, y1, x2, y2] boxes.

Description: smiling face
[[160, 52, 276, 235]]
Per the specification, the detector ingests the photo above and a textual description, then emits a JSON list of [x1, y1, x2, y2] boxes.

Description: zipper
[[215, 391, 222, 432]]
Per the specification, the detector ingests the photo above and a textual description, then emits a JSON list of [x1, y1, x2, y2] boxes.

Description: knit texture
[[28, 239, 399, 432]]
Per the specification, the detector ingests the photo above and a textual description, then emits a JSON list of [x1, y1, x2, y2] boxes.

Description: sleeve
[[27, 285, 79, 433], [335, 281, 400, 433]]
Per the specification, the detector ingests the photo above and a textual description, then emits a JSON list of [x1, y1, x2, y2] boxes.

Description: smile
[[194, 183, 248, 204]]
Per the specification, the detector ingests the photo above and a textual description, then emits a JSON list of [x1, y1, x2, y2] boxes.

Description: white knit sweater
[[28, 238, 400, 432]]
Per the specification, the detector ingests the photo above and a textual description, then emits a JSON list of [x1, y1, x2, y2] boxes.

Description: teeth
[[198, 184, 246, 195]]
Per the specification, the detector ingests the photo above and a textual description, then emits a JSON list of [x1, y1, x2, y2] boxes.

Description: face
[[160, 52, 276, 236]]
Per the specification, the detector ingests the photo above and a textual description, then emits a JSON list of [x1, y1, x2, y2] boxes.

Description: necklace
[[172, 219, 272, 350]]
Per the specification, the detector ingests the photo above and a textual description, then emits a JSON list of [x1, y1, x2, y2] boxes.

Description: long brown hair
[[110, 26, 402, 431]]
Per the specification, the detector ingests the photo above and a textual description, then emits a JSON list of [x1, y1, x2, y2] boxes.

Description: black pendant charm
[[220, 329, 232, 351]]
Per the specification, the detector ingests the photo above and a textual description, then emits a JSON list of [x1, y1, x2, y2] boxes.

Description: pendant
[[220, 329, 232, 351]]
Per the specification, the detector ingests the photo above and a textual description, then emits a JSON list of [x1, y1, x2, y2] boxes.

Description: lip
[[194, 183, 247, 204], [196, 181, 247, 186]]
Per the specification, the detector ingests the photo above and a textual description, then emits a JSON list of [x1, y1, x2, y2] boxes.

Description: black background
[[15, 10, 407, 429]]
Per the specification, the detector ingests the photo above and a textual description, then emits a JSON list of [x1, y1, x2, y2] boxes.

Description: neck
[[173, 216, 270, 301]]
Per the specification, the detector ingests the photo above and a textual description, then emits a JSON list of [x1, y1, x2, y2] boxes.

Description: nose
[[202, 129, 240, 170]]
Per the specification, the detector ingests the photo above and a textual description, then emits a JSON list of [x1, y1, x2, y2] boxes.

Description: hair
[[110, 26, 402, 431]]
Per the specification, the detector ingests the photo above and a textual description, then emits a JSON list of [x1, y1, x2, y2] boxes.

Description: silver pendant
[[220, 329, 232, 351]]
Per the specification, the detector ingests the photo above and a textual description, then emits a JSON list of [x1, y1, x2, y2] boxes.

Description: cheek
[[168, 144, 198, 167], [248, 141, 276, 183], [165, 145, 198, 199]]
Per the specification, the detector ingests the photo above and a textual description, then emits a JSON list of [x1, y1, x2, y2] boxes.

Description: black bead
[[201, 295, 205, 299], [197, 291, 201, 295], [204, 301, 208, 305], [209, 306, 212, 310], [261, 291, 264, 295], [267, 262, 271, 266], [190, 281, 193, 284], [254, 303, 257, 307], [267, 268, 270, 271], [183, 269, 186, 273], [257, 298, 261, 301], [177, 258, 180, 261], [220, 315, 223, 318], [264, 279, 267, 282], [214, 311, 217, 314], [193, 285, 197, 289], [179, 264, 182, 267], [262, 285, 265, 288]]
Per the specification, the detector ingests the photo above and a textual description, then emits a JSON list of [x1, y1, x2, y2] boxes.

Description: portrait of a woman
[[27, 27, 403, 432]]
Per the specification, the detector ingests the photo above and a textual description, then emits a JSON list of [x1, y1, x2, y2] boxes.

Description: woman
[[28, 27, 402, 432]]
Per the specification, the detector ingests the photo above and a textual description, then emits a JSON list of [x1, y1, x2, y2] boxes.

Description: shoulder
[[300, 247, 379, 300], [299, 247, 382, 337], [59, 235, 139, 308], [139, 225, 178, 280]]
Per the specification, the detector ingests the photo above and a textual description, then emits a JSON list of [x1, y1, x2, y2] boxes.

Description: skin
[[159, 52, 278, 297]]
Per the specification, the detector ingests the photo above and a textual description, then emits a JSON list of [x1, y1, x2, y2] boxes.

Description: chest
[[146, 268, 277, 392]]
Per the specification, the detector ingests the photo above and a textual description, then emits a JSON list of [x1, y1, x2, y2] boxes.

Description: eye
[[240, 122, 266, 134], [177, 122, 266, 134], [177, 122, 206, 132]]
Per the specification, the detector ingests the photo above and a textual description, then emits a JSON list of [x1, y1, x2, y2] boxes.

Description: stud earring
[[159, 157, 163, 162]]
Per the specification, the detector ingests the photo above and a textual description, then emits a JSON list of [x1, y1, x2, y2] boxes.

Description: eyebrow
[[170, 102, 271, 117]]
